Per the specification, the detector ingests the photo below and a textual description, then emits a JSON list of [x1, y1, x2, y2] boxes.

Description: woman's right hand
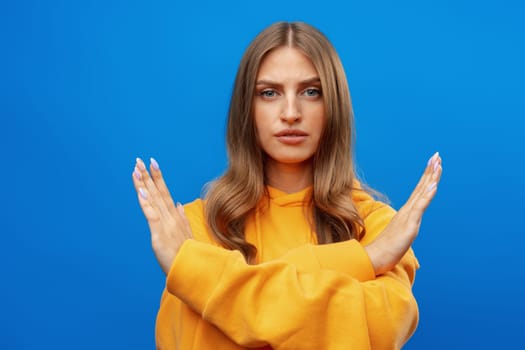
[[132, 157, 193, 275], [365, 152, 443, 276]]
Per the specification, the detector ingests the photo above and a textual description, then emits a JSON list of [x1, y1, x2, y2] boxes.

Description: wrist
[[364, 239, 395, 276]]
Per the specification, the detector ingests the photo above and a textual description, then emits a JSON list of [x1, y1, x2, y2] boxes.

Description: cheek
[[312, 117, 327, 149], [312, 107, 326, 136], [254, 105, 275, 136], [253, 115, 268, 149]]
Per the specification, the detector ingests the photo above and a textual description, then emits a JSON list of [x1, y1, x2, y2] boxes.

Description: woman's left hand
[[365, 152, 442, 275], [132, 157, 193, 275]]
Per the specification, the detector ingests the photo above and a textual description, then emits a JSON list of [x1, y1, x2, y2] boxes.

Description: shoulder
[[183, 198, 205, 218], [351, 180, 396, 245], [183, 198, 216, 244]]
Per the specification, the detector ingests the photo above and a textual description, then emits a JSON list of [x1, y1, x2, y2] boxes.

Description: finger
[[136, 185, 161, 222], [132, 165, 149, 203], [136, 158, 171, 219], [431, 157, 443, 185], [412, 152, 438, 196], [132, 163, 145, 190], [420, 155, 442, 199], [405, 153, 443, 216], [132, 169, 162, 222], [420, 154, 442, 197], [149, 157, 177, 215], [406, 152, 439, 205], [411, 161, 443, 215], [175, 203, 194, 239], [177, 203, 191, 228]]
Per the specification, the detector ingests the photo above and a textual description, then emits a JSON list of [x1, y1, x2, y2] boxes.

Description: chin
[[267, 154, 315, 166]]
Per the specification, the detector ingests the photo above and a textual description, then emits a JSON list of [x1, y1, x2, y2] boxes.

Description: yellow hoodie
[[155, 185, 420, 349]]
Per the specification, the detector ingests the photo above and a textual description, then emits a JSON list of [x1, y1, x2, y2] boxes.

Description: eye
[[259, 89, 278, 98], [303, 88, 321, 97]]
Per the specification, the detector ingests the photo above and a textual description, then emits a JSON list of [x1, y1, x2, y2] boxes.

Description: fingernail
[[150, 157, 159, 170], [428, 151, 439, 167], [428, 153, 436, 167], [427, 182, 437, 192], [176, 202, 182, 207], [133, 168, 141, 180], [136, 158, 146, 171], [433, 161, 439, 172], [139, 188, 148, 200]]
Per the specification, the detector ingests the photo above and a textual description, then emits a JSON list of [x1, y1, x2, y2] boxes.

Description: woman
[[132, 21, 442, 350]]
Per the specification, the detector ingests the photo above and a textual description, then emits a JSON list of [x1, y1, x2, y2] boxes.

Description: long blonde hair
[[205, 22, 366, 262]]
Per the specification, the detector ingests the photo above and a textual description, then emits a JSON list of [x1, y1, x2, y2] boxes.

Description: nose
[[280, 95, 301, 124]]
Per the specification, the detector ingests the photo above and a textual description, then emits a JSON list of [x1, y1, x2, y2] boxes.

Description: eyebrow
[[255, 77, 321, 86]]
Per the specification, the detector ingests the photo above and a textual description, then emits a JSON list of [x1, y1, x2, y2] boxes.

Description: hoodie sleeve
[[277, 199, 394, 282], [169, 197, 420, 349], [278, 184, 419, 284], [168, 240, 418, 350]]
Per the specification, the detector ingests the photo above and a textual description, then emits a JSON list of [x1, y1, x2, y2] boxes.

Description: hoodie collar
[[266, 185, 313, 207]]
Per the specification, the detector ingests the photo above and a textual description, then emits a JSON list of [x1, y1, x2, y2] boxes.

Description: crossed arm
[[131, 152, 441, 277], [131, 153, 442, 348]]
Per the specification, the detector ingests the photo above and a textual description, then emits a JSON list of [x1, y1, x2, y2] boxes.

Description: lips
[[275, 129, 308, 137], [275, 129, 308, 145]]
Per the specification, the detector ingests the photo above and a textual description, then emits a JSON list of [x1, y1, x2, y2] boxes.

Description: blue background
[[2, 0, 524, 348]]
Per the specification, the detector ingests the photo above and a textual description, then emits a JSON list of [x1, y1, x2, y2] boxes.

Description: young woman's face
[[253, 47, 325, 170]]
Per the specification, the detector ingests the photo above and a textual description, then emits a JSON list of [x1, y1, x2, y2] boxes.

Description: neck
[[264, 160, 313, 193]]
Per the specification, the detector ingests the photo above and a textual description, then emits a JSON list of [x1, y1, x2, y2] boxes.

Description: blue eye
[[304, 88, 321, 97], [260, 90, 277, 98]]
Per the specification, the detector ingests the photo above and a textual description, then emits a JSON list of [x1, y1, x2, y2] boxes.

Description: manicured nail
[[427, 153, 435, 167], [136, 158, 146, 171], [428, 152, 439, 168], [133, 168, 141, 180], [433, 161, 440, 172], [150, 157, 159, 170], [139, 188, 148, 200], [176, 202, 185, 215], [427, 182, 437, 192]]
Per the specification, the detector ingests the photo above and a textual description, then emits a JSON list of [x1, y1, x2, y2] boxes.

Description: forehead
[[257, 47, 319, 81]]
